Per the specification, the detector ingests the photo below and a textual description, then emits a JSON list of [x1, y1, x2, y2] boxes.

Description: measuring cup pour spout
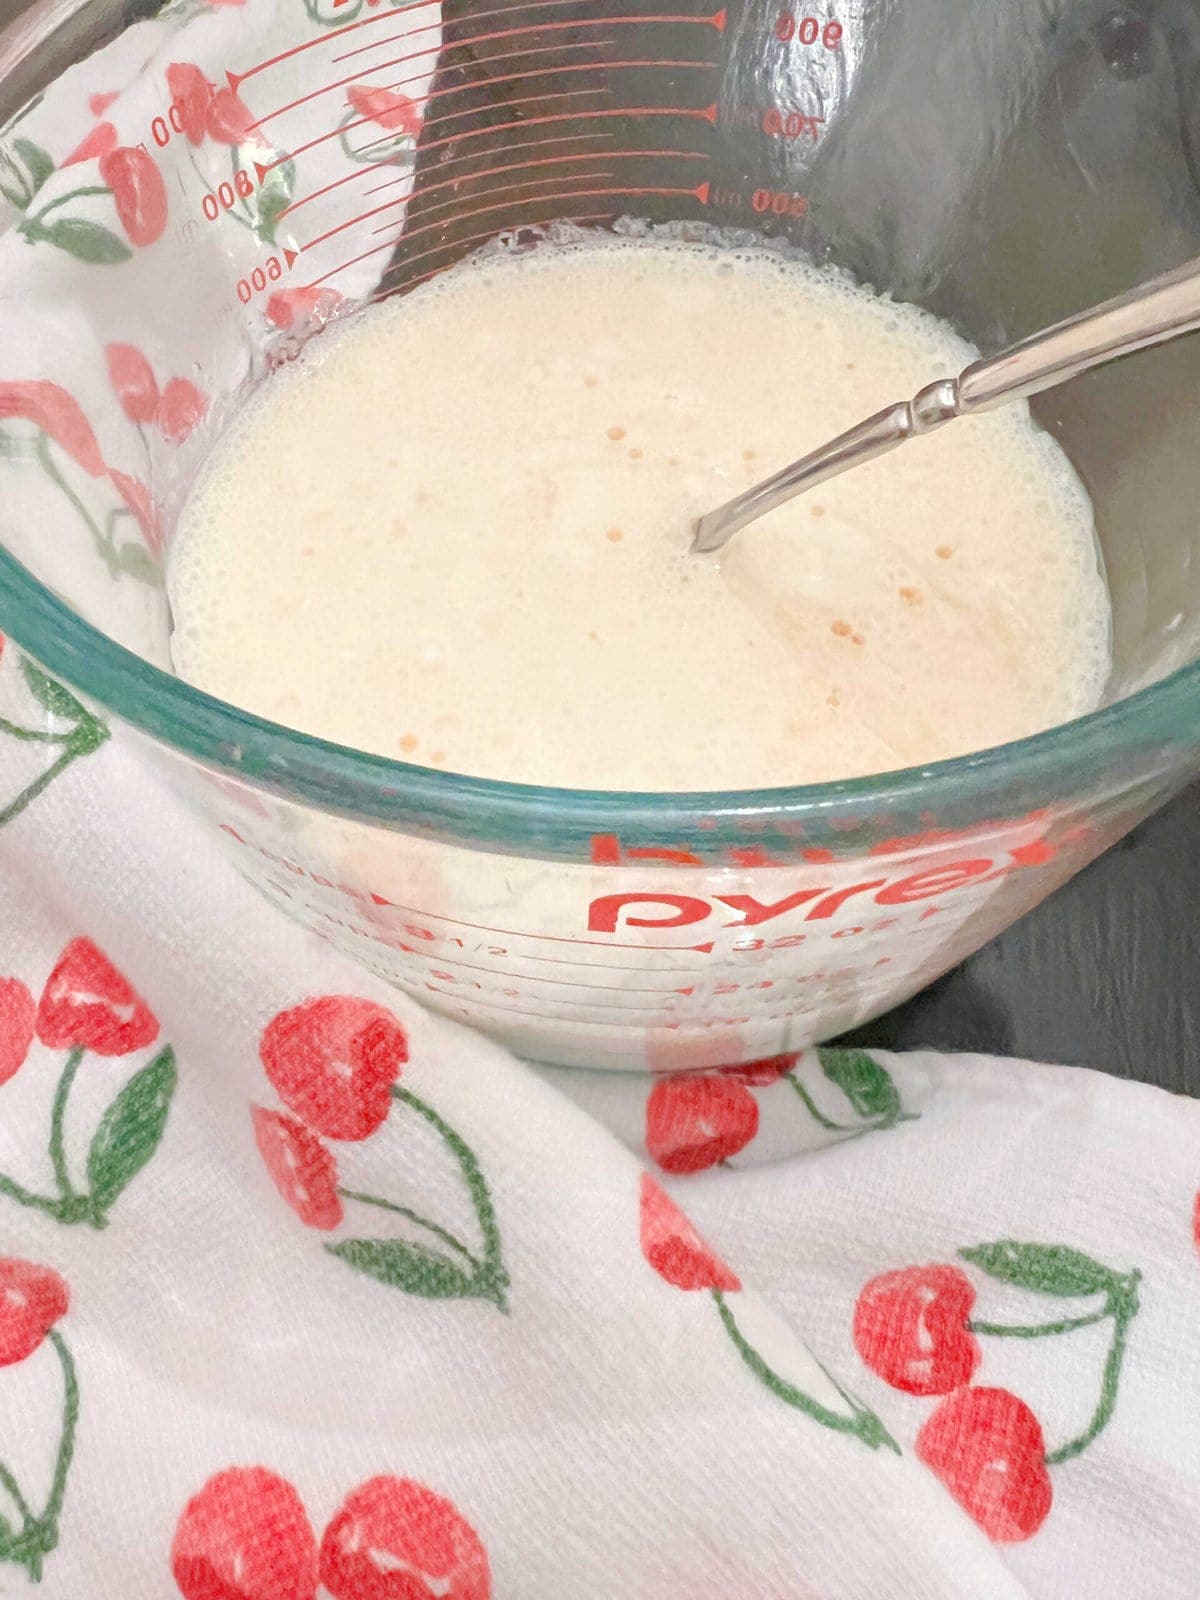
[[693, 253, 1200, 553]]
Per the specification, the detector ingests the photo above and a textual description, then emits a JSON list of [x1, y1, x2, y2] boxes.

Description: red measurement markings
[[374, 142, 703, 218], [366, 149, 707, 240], [248, 8, 725, 127], [374, 945, 692, 992], [357, 897, 720, 951], [281, 129, 614, 222], [417, 992, 696, 1025], [331, 1, 726, 65], [300, 50, 715, 191], [303, 86, 715, 251], [262, 95, 717, 181], [360, 126, 610, 198], [304, 177, 709, 284], [387, 211, 616, 295], [230, 0, 440, 85]]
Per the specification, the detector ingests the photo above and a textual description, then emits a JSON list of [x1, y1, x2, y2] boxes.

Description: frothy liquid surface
[[170, 240, 1110, 790]]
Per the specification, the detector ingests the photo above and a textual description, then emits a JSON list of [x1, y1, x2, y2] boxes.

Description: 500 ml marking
[[774, 13, 842, 46]]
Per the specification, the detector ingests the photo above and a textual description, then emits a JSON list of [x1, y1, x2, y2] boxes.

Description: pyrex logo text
[[588, 852, 1049, 933]]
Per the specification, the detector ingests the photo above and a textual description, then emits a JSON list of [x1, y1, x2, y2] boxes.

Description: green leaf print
[[818, 1047, 903, 1122], [961, 1240, 1120, 1299], [86, 1047, 177, 1220], [12, 139, 54, 200], [38, 217, 131, 264], [327, 1237, 491, 1302], [0, 147, 30, 210], [20, 658, 89, 725], [241, 149, 294, 244]]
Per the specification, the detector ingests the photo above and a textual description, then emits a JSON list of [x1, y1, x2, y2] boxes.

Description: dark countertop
[[842, 782, 1200, 1095]]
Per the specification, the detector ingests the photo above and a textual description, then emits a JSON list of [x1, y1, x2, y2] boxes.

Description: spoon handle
[[693, 254, 1200, 555]]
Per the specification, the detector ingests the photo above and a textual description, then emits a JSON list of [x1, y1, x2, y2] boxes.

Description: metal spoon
[[692, 254, 1200, 555]]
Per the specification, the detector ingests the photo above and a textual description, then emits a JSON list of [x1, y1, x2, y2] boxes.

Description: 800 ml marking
[[202, 168, 256, 221]]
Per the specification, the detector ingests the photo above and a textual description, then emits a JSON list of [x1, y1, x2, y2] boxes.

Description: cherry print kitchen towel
[[0, 675, 1199, 1598]]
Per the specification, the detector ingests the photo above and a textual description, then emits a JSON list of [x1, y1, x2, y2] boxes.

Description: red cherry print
[[100, 146, 168, 247], [0, 1258, 68, 1367], [166, 63, 213, 146], [718, 1053, 800, 1086], [157, 377, 209, 444], [89, 91, 120, 117], [319, 1477, 490, 1600], [346, 84, 423, 135], [265, 286, 344, 330], [916, 1386, 1052, 1543], [171, 1466, 318, 1600], [644, 1076, 758, 1174], [260, 996, 407, 1141], [252, 1107, 343, 1231], [36, 937, 159, 1056], [0, 978, 35, 1087], [106, 342, 160, 425], [109, 469, 163, 555], [63, 121, 118, 167], [639, 1173, 741, 1292], [207, 85, 255, 145], [853, 1265, 981, 1396], [0, 381, 105, 476]]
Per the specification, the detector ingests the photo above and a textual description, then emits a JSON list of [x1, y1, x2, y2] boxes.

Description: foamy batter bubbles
[[169, 237, 1110, 789]]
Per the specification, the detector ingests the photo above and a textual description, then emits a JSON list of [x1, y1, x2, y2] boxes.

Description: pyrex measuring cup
[[0, 0, 1199, 1070]]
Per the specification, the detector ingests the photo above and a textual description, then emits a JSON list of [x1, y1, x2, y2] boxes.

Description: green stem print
[[0, 1329, 79, 1582], [336, 1187, 481, 1273], [327, 1085, 510, 1311], [338, 111, 418, 169], [31, 432, 157, 584], [47, 1048, 84, 1204], [0, 1044, 176, 1228], [786, 1047, 917, 1140], [714, 1289, 899, 1454], [0, 657, 109, 830], [969, 1308, 1110, 1339], [961, 1240, 1142, 1466], [19, 184, 111, 237]]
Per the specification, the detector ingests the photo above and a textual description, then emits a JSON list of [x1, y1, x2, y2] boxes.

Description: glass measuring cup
[[0, 0, 1199, 1070]]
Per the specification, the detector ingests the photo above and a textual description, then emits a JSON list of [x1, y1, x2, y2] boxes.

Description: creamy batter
[[169, 238, 1110, 789]]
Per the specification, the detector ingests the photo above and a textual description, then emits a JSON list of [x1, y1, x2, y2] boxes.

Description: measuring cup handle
[[957, 253, 1200, 412]]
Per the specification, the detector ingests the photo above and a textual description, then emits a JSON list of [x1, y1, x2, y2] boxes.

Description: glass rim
[[2, 541, 1200, 841]]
